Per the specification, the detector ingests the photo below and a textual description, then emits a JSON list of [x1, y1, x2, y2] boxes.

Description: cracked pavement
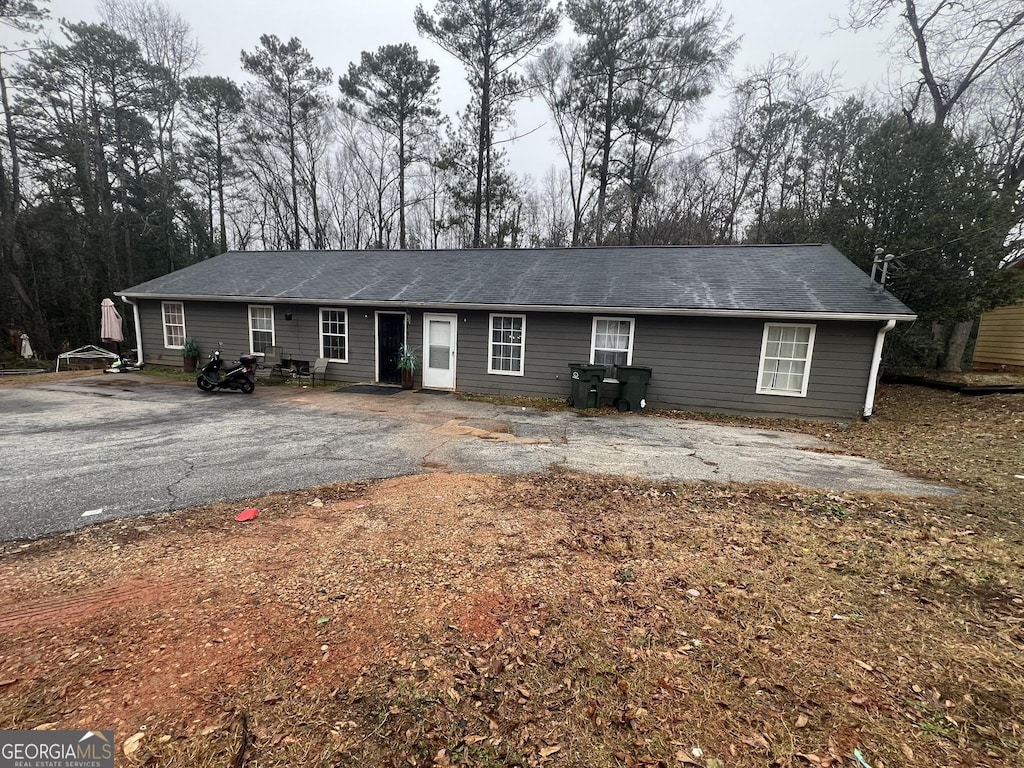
[[0, 374, 950, 541]]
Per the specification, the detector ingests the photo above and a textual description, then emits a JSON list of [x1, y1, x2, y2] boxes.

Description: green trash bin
[[613, 365, 652, 411], [568, 363, 606, 409]]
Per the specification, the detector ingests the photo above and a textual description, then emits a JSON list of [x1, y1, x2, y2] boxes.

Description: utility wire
[[896, 225, 1000, 256]]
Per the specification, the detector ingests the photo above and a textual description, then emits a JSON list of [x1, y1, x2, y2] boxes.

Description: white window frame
[[248, 304, 275, 356], [319, 307, 349, 363], [487, 313, 527, 376], [590, 316, 635, 377], [755, 322, 816, 398], [161, 301, 186, 349]]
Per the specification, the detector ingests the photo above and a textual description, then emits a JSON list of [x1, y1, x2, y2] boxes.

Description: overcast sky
[[43, 0, 897, 177]]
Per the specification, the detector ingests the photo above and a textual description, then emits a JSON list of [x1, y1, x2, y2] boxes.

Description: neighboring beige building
[[973, 257, 1024, 370]]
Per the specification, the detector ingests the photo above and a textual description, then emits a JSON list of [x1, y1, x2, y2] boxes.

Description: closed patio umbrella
[[20, 333, 34, 359], [100, 298, 124, 344]]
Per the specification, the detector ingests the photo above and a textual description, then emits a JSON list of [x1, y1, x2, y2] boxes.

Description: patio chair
[[262, 346, 286, 379], [311, 357, 329, 387]]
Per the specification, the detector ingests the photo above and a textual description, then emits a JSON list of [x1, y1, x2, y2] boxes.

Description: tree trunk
[[474, 57, 490, 248], [91, 90, 122, 288], [215, 116, 228, 253], [206, 165, 215, 255], [398, 121, 406, 249], [931, 321, 947, 368], [309, 153, 323, 249], [595, 66, 616, 246], [0, 55, 23, 318], [158, 105, 175, 274], [111, 82, 136, 284], [941, 319, 975, 372], [627, 187, 642, 245], [287, 98, 300, 250]]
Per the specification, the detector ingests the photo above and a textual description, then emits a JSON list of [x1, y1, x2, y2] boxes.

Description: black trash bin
[[613, 365, 652, 411], [568, 363, 607, 409]]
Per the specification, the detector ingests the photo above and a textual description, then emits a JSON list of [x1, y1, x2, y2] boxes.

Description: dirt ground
[[0, 368, 105, 388], [0, 384, 1022, 768]]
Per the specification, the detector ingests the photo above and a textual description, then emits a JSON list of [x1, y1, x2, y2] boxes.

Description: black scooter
[[196, 349, 258, 394]]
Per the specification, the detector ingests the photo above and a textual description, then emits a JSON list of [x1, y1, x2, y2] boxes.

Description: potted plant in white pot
[[397, 344, 419, 390], [182, 338, 200, 373]]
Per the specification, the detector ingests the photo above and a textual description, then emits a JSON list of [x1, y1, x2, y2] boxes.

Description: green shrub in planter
[[397, 344, 419, 389], [397, 344, 419, 372], [182, 338, 200, 372]]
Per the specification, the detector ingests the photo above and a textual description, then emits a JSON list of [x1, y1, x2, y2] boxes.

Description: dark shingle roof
[[118, 245, 915, 318]]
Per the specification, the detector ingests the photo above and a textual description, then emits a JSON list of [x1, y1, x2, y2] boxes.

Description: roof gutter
[[862, 319, 896, 420], [120, 295, 144, 365], [114, 293, 916, 323]]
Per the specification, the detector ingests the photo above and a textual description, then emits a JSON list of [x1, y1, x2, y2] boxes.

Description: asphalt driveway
[[0, 374, 947, 541]]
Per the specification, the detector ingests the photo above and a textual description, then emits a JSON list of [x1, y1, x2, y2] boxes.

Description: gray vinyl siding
[[454, 312, 875, 418], [139, 299, 876, 418], [138, 299, 422, 385], [633, 317, 874, 418], [139, 300, 253, 367]]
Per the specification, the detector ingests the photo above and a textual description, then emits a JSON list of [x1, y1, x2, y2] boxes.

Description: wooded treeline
[[1, 0, 1022, 369]]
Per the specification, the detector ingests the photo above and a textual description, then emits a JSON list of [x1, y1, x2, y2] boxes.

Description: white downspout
[[863, 319, 896, 420], [121, 296, 144, 364]]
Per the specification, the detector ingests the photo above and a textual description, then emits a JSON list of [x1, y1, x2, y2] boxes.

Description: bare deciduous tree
[[99, 0, 201, 270], [241, 35, 332, 250], [415, 0, 559, 247], [847, 0, 1024, 128], [847, 0, 1024, 364], [339, 44, 440, 249], [526, 44, 601, 246]]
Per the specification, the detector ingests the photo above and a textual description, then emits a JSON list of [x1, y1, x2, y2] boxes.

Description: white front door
[[422, 314, 457, 390]]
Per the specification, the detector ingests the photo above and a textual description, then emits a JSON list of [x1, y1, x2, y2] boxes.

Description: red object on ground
[[235, 508, 259, 522]]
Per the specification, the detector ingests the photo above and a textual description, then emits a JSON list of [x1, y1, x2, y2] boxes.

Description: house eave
[[115, 292, 916, 322]]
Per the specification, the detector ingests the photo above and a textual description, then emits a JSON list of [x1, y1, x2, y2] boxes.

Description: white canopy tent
[[55, 344, 120, 372]]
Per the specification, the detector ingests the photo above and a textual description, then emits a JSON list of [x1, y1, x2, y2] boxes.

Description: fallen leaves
[[795, 753, 831, 766], [122, 732, 144, 757], [740, 733, 771, 751], [674, 751, 701, 765], [1, 402, 1023, 768]]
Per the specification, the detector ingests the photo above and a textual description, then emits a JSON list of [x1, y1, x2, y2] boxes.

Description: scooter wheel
[[197, 376, 214, 391], [240, 378, 255, 394]]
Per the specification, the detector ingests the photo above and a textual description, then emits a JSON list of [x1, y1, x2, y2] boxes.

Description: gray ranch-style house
[[115, 245, 916, 419]]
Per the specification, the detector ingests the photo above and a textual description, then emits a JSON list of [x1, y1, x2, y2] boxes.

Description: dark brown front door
[[377, 313, 404, 384]]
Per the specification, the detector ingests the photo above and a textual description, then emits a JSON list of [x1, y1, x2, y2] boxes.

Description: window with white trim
[[488, 314, 526, 375], [162, 301, 185, 349], [320, 308, 348, 362], [756, 323, 816, 397], [248, 305, 274, 354], [590, 317, 634, 375]]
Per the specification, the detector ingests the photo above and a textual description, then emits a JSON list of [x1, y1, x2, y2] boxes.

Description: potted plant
[[182, 337, 200, 373], [396, 344, 419, 389]]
